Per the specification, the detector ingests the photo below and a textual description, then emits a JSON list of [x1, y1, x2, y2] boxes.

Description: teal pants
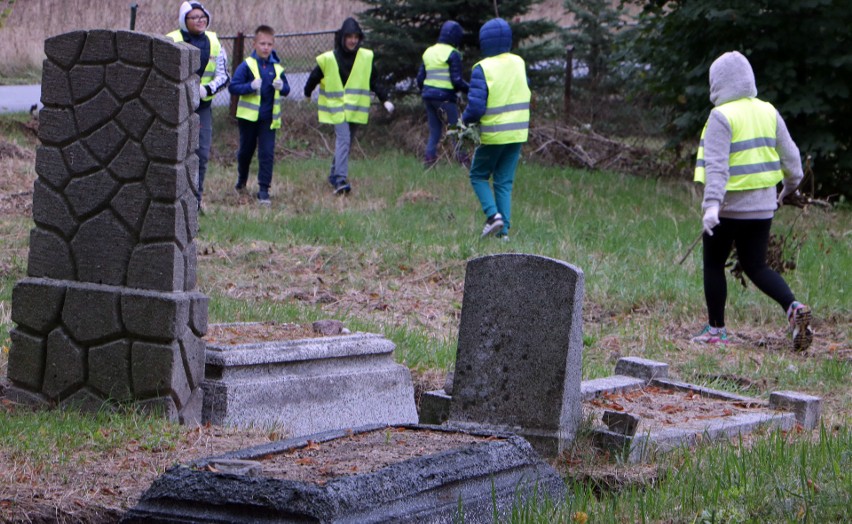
[[469, 142, 522, 236]]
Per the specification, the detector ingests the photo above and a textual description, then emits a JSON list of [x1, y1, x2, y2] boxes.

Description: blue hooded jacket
[[416, 21, 469, 102], [462, 18, 514, 124]]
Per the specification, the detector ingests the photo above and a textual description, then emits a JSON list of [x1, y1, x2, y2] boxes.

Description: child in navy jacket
[[229, 25, 290, 205]]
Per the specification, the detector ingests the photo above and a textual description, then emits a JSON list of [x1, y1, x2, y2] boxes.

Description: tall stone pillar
[[5, 30, 208, 423]]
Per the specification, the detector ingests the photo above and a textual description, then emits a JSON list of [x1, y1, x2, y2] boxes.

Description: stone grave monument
[[5, 30, 208, 423], [445, 253, 585, 456]]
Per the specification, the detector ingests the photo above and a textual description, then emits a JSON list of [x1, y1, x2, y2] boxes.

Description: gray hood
[[179, 1, 211, 33], [708, 51, 757, 106]]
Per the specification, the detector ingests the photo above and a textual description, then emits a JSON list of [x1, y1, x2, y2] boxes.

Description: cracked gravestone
[[5, 30, 207, 423]]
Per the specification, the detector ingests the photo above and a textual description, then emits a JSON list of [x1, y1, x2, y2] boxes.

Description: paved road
[[0, 84, 42, 113], [0, 74, 311, 114]]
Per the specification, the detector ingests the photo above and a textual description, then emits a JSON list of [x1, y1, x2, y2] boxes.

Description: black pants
[[702, 217, 796, 328]]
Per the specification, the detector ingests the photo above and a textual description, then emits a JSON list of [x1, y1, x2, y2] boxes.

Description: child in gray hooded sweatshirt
[[692, 51, 812, 351]]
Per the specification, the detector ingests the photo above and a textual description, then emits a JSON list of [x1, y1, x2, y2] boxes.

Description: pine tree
[[358, 0, 562, 93]]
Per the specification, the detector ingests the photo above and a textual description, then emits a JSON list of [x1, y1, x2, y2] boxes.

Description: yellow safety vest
[[235, 57, 284, 129], [694, 98, 784, 191], [316, 48, 373, 125], [476, 53, 531, 145], [422, 43, 456, 89], [166, 30, 221, 102]]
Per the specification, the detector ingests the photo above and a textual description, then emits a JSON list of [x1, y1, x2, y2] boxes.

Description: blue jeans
[[469, 143, 522, 236], [329, 122, 357, 187], [236, 118, 277, 193], [424, 99, 459, 161]]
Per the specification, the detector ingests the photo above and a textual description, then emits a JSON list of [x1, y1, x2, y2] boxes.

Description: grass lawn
[[0, 109, 850, 521]]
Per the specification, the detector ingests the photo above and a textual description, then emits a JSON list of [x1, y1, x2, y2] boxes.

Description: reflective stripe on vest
[[166, 30, 221, 102], [316, 48, 374, 124], [476, 53, 531, 145], [694, 98, 783, 191], [422, 43, 455, 89], [235, 57, 285, 130]]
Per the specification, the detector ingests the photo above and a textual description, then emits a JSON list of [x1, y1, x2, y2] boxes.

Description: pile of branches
[[526, 122, 684, 178]]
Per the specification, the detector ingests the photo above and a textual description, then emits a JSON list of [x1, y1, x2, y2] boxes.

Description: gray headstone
[[6, 30, 206, 422], [447, 254, 585, 456]]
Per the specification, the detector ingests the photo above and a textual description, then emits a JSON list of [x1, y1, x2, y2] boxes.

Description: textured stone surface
[[602, 410, 640, 436], [69, 64, 105, 103], [615, 356, 669, 382], [44, 31, 86, 70], [580, 375, 646, 401], [122, 291, 189, 339], [42, 328, 85, 399], [62, 285, 122, 344], [38, 107, 78, 145], [419, 390, 452, 425], [65, 170, 118, 218], [769, 391, 822, 430], [9, 30, 206, 423], [89, 339, 133, 400], [32, 179, 77, 237], [71, 210, 133, 285], [448, 254, 585, 456], [27, 228, 74, 280], [7, 329, 46, 390], [35, 146, 71, 189], [11, 279, 66, 333], [124, 427, 565, 524], [62, 141, 99, 175], [127, 242, 184, 292]]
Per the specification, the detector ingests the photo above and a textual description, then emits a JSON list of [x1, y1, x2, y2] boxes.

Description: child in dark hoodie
[[692, 51, 812, 351], [462, 18, 530, 240], [415, 20, 470, 167], [229, 25, 290, 205], [303, 17, 393, 195], [166, 1, 230, 213]]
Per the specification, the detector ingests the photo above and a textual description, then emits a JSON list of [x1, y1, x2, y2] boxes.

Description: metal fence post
[[564, 45, 574, 123], [129, 3, 138, 30], [229, 31, 245, 119]]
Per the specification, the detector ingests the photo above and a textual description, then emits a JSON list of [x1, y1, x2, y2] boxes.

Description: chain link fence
[[132, 11, 335, 115]]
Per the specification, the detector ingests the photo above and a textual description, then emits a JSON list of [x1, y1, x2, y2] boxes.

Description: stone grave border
[[123, 424, 566, 523], [422, 356, 822, 463]]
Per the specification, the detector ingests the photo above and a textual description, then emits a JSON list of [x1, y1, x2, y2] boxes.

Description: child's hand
[[250, 78, 262, 92], [272, 78, 284, 91], [198, 84, 208, 98], [383, 101, 394, 114]]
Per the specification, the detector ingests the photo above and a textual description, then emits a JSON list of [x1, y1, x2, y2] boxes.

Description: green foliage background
[[622, 0, 852, 197], [358, 0, 563, 91]]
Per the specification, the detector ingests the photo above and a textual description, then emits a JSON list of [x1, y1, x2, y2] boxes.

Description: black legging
[[702, 217, 796, 328]]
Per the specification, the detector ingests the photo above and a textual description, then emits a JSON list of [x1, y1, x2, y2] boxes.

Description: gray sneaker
[[480, 213, 504, 238]]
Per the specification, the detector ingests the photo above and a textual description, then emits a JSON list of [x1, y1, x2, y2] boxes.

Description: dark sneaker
[[480, 213, 504, 238], [257, 191, 271, 206], [234, 183, 249, 197], [333, 181, 351, 196], [690, 325, 729, 344], [787, 302, 813, 351], [423, 155, 438, 168]]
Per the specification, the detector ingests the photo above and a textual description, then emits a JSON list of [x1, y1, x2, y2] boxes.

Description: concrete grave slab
[[447, 254, 585, 457], [202, 323, 418, 437], [123, 424, 566, 523]]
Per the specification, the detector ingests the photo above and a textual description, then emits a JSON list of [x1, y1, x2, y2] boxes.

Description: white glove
[[272, 78, 284, 91], [250, 78, 262, 92], [777, 185, 797, 207], [702, 205, 720, 236], [198, 84, 208, 98], [383, 101, 394, 114]]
